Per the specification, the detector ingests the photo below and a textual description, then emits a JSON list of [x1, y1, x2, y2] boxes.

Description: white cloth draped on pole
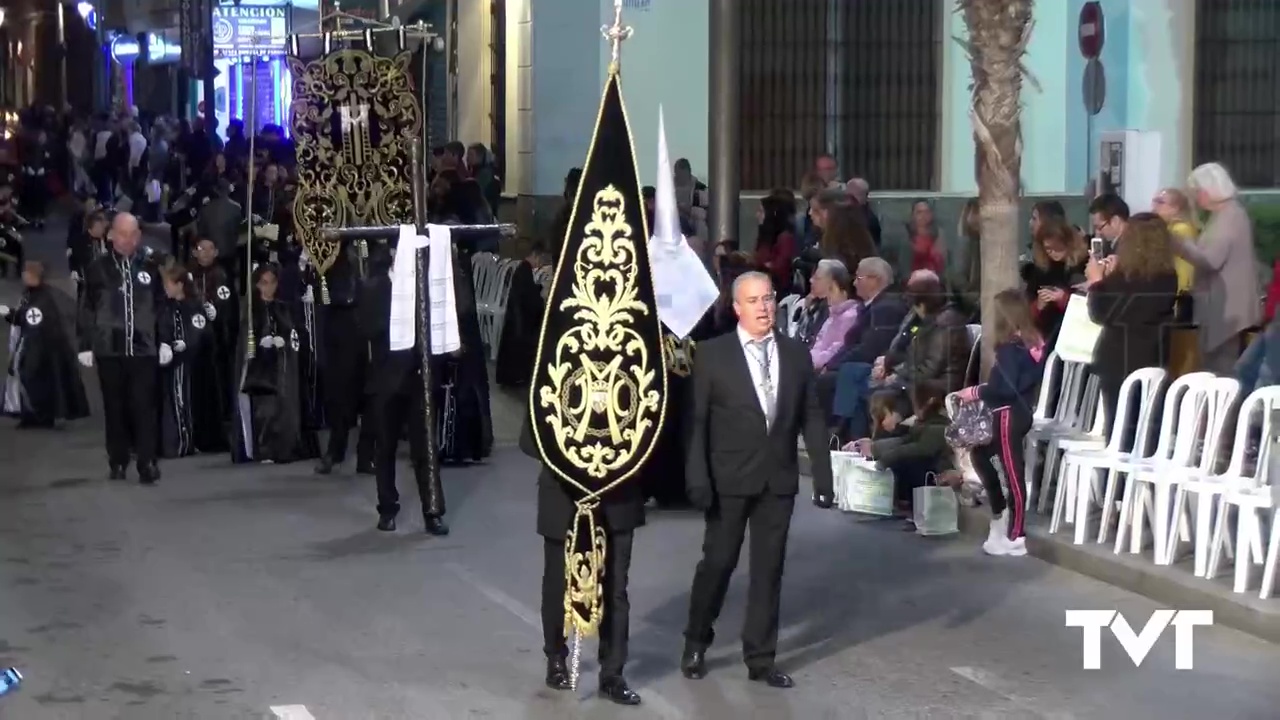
[[389, 224, 461, 354], [648, 105, 718, 339]]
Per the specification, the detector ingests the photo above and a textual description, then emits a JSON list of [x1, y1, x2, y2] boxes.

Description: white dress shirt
[[736, 325, 779, 421], [127, 131, 148, 169]]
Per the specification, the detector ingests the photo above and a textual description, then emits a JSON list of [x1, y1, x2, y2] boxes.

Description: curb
[[803, 449, 1280, 644]]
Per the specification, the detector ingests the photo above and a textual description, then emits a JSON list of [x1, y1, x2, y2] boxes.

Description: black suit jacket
[[686, 330, 833, 499]]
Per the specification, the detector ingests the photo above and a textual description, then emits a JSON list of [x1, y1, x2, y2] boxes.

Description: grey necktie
[[749, 337, 777, 429]]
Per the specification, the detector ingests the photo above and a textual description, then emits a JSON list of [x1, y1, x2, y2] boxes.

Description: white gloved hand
[[173, 340, 187, 353], [272, 335, 285, 349], [71, 270, 82, 283], [0, 305, 9, 316], [159, 343, 174, 366], [259, 335, 276, 349], [78, 351, 94, 368], [65, 248, 72, 258], [302, 286, 314, 303], [204, 303, 217, 320]]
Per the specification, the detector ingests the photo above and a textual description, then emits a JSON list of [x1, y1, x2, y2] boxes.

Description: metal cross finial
[[601, 0, 633, 75]]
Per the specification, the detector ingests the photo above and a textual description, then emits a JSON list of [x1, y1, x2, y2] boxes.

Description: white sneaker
[[983, 534, 1028, 557]]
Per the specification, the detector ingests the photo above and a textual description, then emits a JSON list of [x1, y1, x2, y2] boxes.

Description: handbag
[[945, 398, 993, 448], [913, 472, 960, 536], [829, 437, 895, 516], [1055, 293, 1103, 363]]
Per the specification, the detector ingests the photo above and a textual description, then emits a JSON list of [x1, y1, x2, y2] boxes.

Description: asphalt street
[[2, 217, 1280, 719]]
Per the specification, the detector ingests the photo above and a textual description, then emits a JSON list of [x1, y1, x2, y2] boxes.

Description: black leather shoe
[[355, 460, 376, 475], [138, 463, 160, 485], [108, 465, 127, 481], [315, 456, 336, 475], [424, 516, 449, 536], [599, 676, 641, 706], [680, 648, 707, 679], [376, 516, 396, 532], [747, 666, 794, 688], [544, 657, 572, 691]]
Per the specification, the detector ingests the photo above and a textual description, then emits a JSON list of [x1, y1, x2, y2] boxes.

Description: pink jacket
[[810, 298, 862, 370]]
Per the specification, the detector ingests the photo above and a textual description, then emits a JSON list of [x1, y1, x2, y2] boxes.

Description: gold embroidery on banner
[[288, 50, 421, 279], [537, 186, 661, 481], [663, 335, 696, 377], [563, 503, 607, 637]]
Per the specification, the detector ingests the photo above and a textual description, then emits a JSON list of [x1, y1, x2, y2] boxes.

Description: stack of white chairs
[[778, 294, 804, 338], [470, 253, 521, 361], [1023, 352, 1099, 514]]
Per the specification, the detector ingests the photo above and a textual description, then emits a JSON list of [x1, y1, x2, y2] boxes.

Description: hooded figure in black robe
[[157, 260, 211, 458], [231, 264, 317, 464], [495, 243, 550, 388], [2, 262, 89, 427], [189, 239, 239, 452], [433, 244, 493, 465]]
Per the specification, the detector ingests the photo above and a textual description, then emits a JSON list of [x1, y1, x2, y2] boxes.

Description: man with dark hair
[[1088, 193, 1130, 244], [444, 141, 467, 175]]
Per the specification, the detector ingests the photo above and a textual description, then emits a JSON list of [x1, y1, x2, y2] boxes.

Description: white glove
[[204, 302, 217, 320], [78, 351, 94, 368], [0, 305, 9, 316], [302, 286, 314, 303], [70, 271, 81, 283], [65, 248, 72, 258], [173, 340, 187, 353], [259, 335, 276, 349], [159, 343, 173, 366], [273, 335, 285, 349]]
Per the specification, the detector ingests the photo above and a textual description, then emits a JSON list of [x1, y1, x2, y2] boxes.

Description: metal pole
[[94, 14, 108, 111], [202, 0, 216, 135], [56, 2, 67, 109], [707, 0, 740, 246], [409, 137, 441, 507]]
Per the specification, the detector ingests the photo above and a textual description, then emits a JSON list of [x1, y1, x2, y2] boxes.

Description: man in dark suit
[[680, 271, 834, 689], [518, 421, 644, 706]]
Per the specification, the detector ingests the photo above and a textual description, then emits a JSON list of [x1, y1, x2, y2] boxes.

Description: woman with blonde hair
[[1151, 187, 1199, 306], [1085, 212, 1179, 422], [1022, 218, 1088, 345]]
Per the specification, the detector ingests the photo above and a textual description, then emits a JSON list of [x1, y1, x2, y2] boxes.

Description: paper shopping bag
[[830, 450, 895, 516], [913, 473, 959, 536], [1054, 293, 1103, 364]]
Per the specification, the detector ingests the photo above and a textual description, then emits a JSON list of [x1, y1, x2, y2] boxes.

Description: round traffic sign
[[1082, 58, 1106, 115], [1079, 2, 1105, 59]]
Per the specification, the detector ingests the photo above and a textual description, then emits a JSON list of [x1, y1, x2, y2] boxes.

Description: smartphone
[[1090, 237, 1105, 260]]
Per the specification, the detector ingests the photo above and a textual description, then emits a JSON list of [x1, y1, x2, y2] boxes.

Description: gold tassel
[[320, 275, 331, 305], [562, 500, 607, 690]]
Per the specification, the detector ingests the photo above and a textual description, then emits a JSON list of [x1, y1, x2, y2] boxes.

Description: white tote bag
[[831, 447, 895, 516], [913, 473, 960, 536], [1054, 293, 1104, 364]]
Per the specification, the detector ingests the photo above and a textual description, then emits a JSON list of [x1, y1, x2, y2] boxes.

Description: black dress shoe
[[108, 465, 127, 481], [544, 657, 572, 691], [355, 460, 376, 475], [747, 666, 794, 688], [138, 463, 160, 485], [376, 516, 396, 532], [680, 649, 707, 679], [599, 676, 641, 706], [424, 515, 449, 536], [315, 456, 336, 475]]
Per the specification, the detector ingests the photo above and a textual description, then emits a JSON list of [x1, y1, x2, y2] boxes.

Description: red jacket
[[755, 231, 797, 292], [1264, 260, 1280, 324]]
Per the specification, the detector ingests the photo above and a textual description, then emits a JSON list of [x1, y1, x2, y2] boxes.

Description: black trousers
[[684, 492, 795, 669], [321, 307, 374, 463], [374, 379, 445, 519], [541, 533, 633, 679], [969, 405, 1032, 540], [97, 356, 159, 468]]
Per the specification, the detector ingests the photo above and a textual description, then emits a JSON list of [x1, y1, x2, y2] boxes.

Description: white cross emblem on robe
[[25, 307, 42, 326]]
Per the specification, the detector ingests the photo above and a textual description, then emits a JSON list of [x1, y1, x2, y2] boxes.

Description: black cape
[[230, 298, 317, 464], [159, 298, 212, 458], [494, 260, 543, 388], [190, 263, 239, 453], [434, 250, 493, 463], [3, 286, 89, 425]]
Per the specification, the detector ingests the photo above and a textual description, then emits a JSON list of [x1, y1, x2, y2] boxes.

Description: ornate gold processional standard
[[287, 47, 422, 302], [528, 1, 669, 686]]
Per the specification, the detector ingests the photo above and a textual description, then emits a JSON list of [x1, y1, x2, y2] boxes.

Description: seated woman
[[1022, 218, 1088, 346], [1086, 213, 1179, 426], [809, 260, 861, 371], [851, 381, 952, 530], [231, 264, 317, 464], [1, 260, 88, 428], [157, 257, 210, 458]]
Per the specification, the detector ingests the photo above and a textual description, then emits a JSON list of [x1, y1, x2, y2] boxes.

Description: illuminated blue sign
[[110, 33, 182, 65]]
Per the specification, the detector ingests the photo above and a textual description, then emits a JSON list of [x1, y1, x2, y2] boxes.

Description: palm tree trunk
[[958, 0, 1035, 373]]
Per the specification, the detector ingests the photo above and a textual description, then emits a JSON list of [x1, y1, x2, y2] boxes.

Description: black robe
[[231, 299, 317, 464], [494, 260, 544, 388], [158, 298, 211, 458], [433, 252, 494, 464], [3, 286, 89, 425], [189, 263, 239, 452]]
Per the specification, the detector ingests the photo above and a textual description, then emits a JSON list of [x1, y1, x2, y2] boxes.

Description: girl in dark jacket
[[956, 289, 1046, 557]]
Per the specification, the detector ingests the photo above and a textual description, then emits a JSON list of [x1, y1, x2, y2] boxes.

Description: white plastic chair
[[777, 294, 804, 338], [488, 259, 521, 360], [1032, 369, 1101, 515], [1121, 376, 1238, 563], [1022, 353, 1088, 511], [1049, 368, 1165, 544], [1167, 386, 1280, 575], [1206, 475, 1278, 597]]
